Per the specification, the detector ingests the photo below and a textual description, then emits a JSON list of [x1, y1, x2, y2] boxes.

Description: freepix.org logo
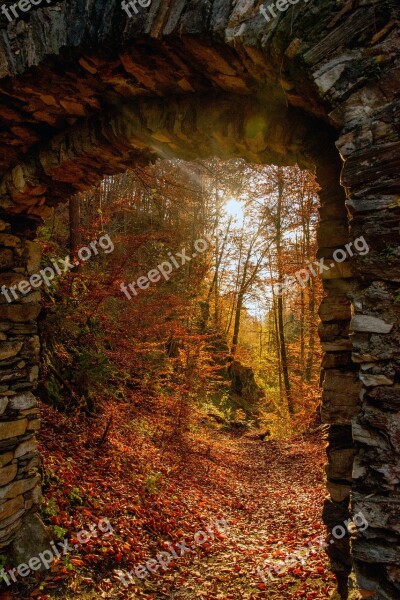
[[273, 236, 369, 296], [1, 518, 113, 586], [120, 229, 224, 300], [1, 0, 56, 24], [259, 0, 309, 24], [121, 0, 151, 18], [0, 234, 114, 303]]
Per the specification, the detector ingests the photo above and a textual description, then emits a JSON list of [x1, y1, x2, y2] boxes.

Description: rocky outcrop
[[204, 331, 264, 420], [228, 360, 264, 408], [0, 1, 397, 597]]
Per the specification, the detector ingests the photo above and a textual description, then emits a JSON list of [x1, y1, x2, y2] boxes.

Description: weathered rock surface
[[351, 316, 394, 335]]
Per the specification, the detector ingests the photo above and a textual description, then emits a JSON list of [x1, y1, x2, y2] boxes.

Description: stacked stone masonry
[[0, 217, 41, 550], [0, 1, 397, 598]]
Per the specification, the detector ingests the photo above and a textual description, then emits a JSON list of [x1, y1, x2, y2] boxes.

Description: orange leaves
[[37, 372, 334, 599], [70, 558, 85, 567]]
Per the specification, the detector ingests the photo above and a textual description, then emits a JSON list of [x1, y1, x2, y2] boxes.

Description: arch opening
[[0, 100, 359, 598], [0, 1, 398, 597]]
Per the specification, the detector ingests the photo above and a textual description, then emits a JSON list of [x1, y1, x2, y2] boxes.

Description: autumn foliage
[[5, 159, 333, 599]]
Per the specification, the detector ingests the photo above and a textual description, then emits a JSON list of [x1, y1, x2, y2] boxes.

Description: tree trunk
[[305, 277, 316, 382], [69, 195, 81, 260], [275, 168, 293, 415], [231, 291, 243, 356], [277, 292, 293, 414]]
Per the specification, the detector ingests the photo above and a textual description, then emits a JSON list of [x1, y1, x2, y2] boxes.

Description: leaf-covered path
[[147, 435, 336, 600], [17, 397, 337, 600]]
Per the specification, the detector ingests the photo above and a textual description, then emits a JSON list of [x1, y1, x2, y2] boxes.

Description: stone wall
[[0, 216, 42, 550], [340, 89, 400, 600], [316, 148, 357, 598]]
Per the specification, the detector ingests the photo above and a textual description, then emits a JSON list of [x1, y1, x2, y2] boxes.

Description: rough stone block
[[0, 474, 40, 500], [351, 315, 393, 334], [0, 518, 21, 540], [27, 419, 40, 432], [29, 366, 39, 381], [352, 493, 400, 534], [0, 495, 24, 521], [28, 484, 42, 505], [352, 422, 385, 448], [319, 321, 349, 341], [0, 220, 10, 232], [14, 438, 37, 458], [321, 339, 352, 352], [11, 512, 51, 572], [0, 249, 14, 269], [0, 507, 24, 530], [359, 374, 394, 387], [326, 448, 355, 481], [352, 352, 379, 363], [0, 418, 28, 440], [19, 409, 40, 420], [0, 341, 23, 360], [317, 221, 349, 247], [319, 295, 351, 322], [321, 262, 353, 280], [0, 463, 17, 486], [321, 371, 361, 424], [326, 481, 352, 502], [352, 539, 400, 564], [366, 384, 400, 410], [322, 352, 353, 369], [0, 397, 8, 415], [352, 456, 367, 480], [0, 304, 41, 322], [21, 291, 41, 304], [323, 496, 351, 530], [0, 273, 25, 288], [0, 451, 13, 467], [9, 392, 36, 410], [0, 234, 21, 248], [25, 241, 41, 274]]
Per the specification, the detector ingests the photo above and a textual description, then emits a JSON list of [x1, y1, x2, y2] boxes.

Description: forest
[[38, 159, 323, 432], [0, 159, 336, 599]]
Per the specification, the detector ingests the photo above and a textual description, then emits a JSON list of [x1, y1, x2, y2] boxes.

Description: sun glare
[[224, 197, 244, 222]]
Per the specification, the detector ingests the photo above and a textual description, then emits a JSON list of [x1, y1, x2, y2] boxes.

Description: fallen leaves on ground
[[10, 396, 335, 599]]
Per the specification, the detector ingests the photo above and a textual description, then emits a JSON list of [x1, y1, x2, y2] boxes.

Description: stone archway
[[0, 1, 398, 598]]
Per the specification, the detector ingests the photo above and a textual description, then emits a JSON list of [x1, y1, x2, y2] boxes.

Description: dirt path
[[131, 434, 336, 600], [17, 404, 336, 600]]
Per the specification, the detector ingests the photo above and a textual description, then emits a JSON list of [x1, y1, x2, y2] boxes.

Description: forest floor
[[5, 394, 336, 600]]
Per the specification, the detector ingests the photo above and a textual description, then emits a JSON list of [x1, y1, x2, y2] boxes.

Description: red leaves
[[37, 395, 334, 599], [70, 559, 85, 567]]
